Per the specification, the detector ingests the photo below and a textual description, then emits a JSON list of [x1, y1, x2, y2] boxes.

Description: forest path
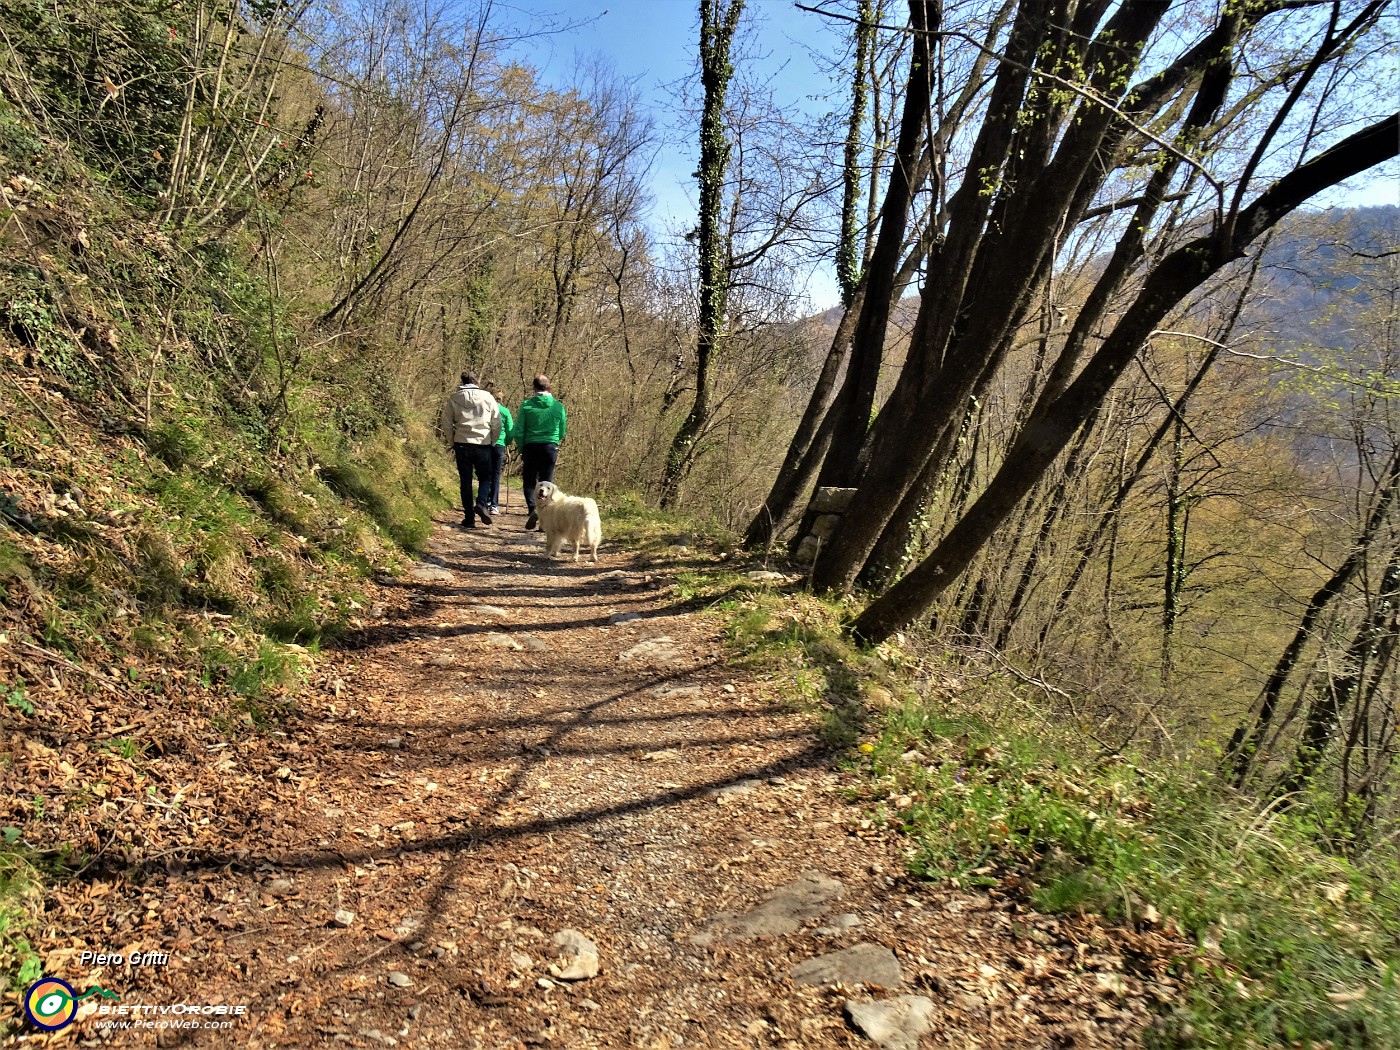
[[41, 504, 1154, 1048]]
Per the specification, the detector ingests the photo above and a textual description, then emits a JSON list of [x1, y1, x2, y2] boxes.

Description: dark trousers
[[488, 445, 505, 507], [521, 442, 559, 511], [453, 442, 494, 516]]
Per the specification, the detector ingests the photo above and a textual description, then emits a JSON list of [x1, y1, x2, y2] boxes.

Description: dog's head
[[535, 481, 557, 507]]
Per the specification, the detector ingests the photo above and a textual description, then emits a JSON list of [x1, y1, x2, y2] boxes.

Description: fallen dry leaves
[[1, 504, 1202, 1048]]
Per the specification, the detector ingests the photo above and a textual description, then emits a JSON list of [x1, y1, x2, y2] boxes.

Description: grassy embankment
[[0, 110, 453, 1003]]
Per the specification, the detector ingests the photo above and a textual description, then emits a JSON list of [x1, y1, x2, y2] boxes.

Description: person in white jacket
[[440, 371, 501, 528]]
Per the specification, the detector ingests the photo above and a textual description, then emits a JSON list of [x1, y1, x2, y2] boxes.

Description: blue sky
[[517, 0, 850, 309], [510, 0, 1396, 314]]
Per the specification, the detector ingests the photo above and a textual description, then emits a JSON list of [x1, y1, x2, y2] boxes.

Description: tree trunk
[[836, 0, 877, 306], [1161, 416, 1187, 685], [1276, 547, 1400, 798], [808, 0, 937, 492], [815, 0, 1176, 596], [742, 297, 861, 548], [1227, 444, 1400, 783], [849, 114, 1400, 644], [659, 0, 745, 509]]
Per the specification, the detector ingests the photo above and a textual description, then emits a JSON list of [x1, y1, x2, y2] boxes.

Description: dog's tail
[[584, 499, 602, 547]]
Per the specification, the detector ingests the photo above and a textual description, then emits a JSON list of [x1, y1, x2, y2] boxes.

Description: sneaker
[[475, 504, 493, 525], [490, 505, 499, 514], [525, 510, 538, 530]]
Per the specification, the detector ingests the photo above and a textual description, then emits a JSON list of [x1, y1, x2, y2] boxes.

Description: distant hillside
[[1252, 205, 1398, 354]]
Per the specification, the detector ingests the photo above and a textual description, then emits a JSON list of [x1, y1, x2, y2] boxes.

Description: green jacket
[[514, 392, 566, 446], [495, 405, 514, 447]]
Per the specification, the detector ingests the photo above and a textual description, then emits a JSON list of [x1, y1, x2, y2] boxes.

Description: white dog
[[534, 481, 602, 563]]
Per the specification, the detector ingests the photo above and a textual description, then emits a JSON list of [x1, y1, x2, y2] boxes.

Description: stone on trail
[[651, 683, 704, 698], [844, 996, 936, 1050], [618, 636, 686, 668], [816, 912, 863, 936], [387, 971, 413, 988], [484, 632, 524, 650], [696, 870, 844, 943], [548, 929, 600, 980], [409, 562, 454, 582], [790, 942, 902, 988], [330, 909, 356, 928]]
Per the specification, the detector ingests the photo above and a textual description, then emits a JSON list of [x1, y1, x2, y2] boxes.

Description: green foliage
[[860, 687, 1400, 1048], [678, 556, 1400, 1047], [2, 679, 32, 716], [0, 535, 32, 586], [721, 588, 880, 750], [203, 640, 303, 731], [147, 419, 212, 472], [0, 0, 200, 198], [0, 842, 42, 996], [95, 737, 142, 760], [603, 492, 737, 559], [319, 453, 432, 552]]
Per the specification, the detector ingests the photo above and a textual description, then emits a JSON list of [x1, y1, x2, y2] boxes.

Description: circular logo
[[25, 977, 78, 1031]]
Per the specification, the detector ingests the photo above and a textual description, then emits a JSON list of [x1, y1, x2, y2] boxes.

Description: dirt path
[[26, 505, 1159, 1048]]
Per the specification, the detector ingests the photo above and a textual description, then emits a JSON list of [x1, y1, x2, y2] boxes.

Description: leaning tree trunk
[[748, 223, 937, 551], [849, 115, 1400, 644], [1275, 547, 1400, 799], [1226, 444, 1400, 784], [742, 0, 879, 548], [743, 298, 862, 549], [822, 0, 1393, 610], [813, 0, 1125, 595], [808, 0, 937, 492]]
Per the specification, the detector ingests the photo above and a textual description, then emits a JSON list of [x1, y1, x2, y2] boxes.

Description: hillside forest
[[1, 0, 1398, 1043]]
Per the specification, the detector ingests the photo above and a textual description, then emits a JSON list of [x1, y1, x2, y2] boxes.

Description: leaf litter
[[1, 502, 1190, 1047]]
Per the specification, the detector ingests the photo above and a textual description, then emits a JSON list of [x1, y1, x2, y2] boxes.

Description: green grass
[[602, 492, 738, 560], [317, 435, 439, 552], [0, 534, 33, 584], [689, 569, 1400, 1048], [203, 640, 306, 731], [860, 693, 1400, 1048], [95, 738, 143, 760], [720, 589, 893, 750], [0, 842, 44, 997]]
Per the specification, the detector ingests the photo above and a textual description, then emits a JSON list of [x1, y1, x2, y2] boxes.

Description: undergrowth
[[0, 842, 42, 998], [0, 129, 456, 998], [710, 581, 1400, 1048], [603, 493, 736, 563]]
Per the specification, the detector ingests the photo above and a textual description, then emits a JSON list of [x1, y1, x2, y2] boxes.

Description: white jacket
[[441, 384, 501, 445]]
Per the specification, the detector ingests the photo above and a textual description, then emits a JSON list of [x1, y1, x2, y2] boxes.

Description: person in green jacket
[[486, 385, 513, 513], [516, 374, 567, 530]]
